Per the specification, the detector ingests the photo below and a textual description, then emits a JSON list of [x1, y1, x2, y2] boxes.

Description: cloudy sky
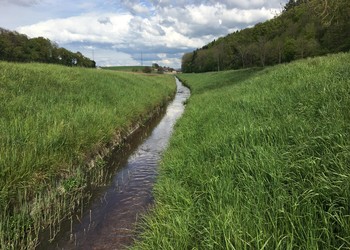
[[0, 0, 288, 68]]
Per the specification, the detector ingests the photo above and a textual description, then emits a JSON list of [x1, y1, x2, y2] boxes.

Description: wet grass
[[133, 53, 350, 249], [0, 62, 175, 249]]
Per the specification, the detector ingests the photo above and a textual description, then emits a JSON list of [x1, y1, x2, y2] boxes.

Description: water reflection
[[45, 78, 189, 249]]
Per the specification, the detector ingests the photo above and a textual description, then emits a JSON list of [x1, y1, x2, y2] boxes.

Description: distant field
[[101, 65, 145, 72], [0, 62, 175, 249], [134, 53, 350, 249]]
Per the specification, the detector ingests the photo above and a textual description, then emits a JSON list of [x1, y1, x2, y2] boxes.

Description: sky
[[0, 0, 288, 68]]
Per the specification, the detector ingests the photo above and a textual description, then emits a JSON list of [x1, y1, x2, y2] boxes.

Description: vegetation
[[101, 65, 145, 72], [134, 52, 350, 249], [143, 66, 153, 73], [182, 0, 350, 72], [0, 61, 175, 249], [102, 64, 177, 74], [0, 28, 95, 67]]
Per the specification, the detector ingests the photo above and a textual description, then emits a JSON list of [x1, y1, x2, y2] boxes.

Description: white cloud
[[98, 16, 112, 25], [91, 49, 140, 67], [0, 0, 41, 6], [13, 0, 288, 68], [131, 3, 150, 14], [120, 0, 284, 11], [18, 13, 133, 44]]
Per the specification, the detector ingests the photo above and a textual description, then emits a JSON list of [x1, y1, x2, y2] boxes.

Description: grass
[[133, 53, 350, 249], [0, 62, 175, 249]]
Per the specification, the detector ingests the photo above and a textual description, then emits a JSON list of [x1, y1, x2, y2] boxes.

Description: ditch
[[38, 77, 190, 249]]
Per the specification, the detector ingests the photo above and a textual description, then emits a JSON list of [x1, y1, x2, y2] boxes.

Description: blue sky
[[0, 0, 288, 68]]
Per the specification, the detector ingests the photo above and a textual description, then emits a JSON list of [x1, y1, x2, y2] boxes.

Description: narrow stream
[[44, 77, 190, 249]]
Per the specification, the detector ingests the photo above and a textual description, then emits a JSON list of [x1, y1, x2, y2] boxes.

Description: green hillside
[[182, 0, 350, 72]]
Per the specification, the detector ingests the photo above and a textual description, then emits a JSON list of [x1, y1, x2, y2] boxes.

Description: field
[[0, 62, 175, 249], [101, 65, 145, 72], [133, 53, 350, 249]]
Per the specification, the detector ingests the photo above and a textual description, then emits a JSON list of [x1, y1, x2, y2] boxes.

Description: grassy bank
[[0, 62, 175, 249], [134, 53, 350, 249]]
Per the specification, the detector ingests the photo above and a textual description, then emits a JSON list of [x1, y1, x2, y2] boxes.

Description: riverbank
[[133, 53, 350, 249], [0, 62, 175, 249]]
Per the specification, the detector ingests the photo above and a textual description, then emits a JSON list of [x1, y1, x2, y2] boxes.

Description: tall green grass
[[0, 62, 175, 249], [133, 53, 350, 249]]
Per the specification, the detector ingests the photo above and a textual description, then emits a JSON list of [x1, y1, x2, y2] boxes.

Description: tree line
[[0, 28, 95, 68], [182, 0, 350, 73]]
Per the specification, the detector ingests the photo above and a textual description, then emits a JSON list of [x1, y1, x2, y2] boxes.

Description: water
[[44, 78, 190, 249]]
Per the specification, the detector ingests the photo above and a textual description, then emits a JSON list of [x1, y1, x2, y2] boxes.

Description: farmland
[[101, 65, 145, 72]]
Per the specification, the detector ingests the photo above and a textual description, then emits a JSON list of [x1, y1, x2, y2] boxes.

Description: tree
[[272, 36, 284, 64], [181, 52, 194, 73], [143, 66, 152, 73], [157, 67, 164, 74], [310, 0, 350, 52], [0, 27, 95, 67], [284, 0, 306, 12], [284, 38, 297, 62], [214, 41, 224, 71], [307, 0, 346, 27], [178, 0, 350, 73], [152, 63, 160, 69]]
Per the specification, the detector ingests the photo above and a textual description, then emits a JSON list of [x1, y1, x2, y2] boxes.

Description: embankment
[[133, 53, 350, 249], [0, 62, 175, 249]]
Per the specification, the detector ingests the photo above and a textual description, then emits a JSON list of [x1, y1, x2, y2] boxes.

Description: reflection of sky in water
[[128, 78, 190, 163]]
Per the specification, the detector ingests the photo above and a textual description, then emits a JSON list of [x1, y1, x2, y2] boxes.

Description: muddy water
[[45, 78, 189, 249]]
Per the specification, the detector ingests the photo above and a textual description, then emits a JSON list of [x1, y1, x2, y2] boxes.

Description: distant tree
[[272, 36, 284, 64], [143, 66, 152, 73], [194, 49, 216, 72], [308, 0, 346, 27], [28, 37, 52, 62], [284, 38, 297, 62], [181, 52, 194, 73], [257, 36, 268, 67], [157, 67, 164, 74], [152, 63, 160, 69], [179, 0, 350, 73], [234, 43, 249, 68], [284, 0, 306, 12], [312, 0, 350, 52], [0, 27, 95, 67], [214, 41, 224, 71]]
